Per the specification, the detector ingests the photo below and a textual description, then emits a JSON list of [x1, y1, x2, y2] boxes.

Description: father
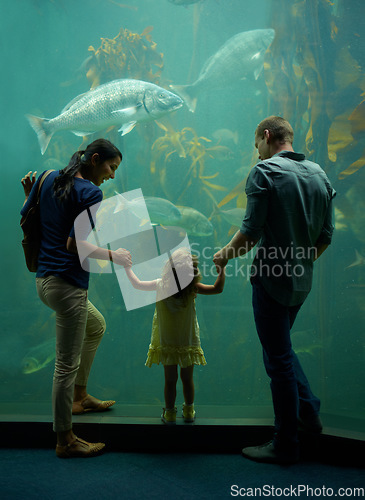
[[213, 116, 336, 464]]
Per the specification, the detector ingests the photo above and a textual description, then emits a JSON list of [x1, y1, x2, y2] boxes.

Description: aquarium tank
[[1, 0, 364, 435]]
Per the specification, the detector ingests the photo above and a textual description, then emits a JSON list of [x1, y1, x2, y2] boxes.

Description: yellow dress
[[145, 280, 206, 368]]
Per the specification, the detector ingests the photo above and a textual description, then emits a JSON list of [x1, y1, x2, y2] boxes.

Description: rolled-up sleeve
[[316, 188, 336, 244], [69, 190, 103, 240], [240, 165, 270, 240]]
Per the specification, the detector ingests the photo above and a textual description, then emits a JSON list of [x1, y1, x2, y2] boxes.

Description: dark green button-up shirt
[[241, 151, 336, 306]]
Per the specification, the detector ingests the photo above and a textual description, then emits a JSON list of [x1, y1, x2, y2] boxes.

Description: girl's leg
[[163, 365, 178, 409], [180, 365, 194, 405]]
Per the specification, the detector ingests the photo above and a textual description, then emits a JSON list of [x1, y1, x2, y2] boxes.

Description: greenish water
[[1, 0, 364, 427]]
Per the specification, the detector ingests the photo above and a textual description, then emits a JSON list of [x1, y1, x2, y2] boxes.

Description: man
[[213, 116, 335, 464]]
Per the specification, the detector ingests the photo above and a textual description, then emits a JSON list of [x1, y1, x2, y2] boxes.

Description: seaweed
[[86, 26, 164, 88]]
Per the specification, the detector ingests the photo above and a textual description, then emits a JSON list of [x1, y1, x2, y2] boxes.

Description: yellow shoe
[[161, 407, 177, 425], [182, 403, 195, 422]]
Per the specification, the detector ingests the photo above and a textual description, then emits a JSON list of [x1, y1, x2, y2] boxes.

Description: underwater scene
[[1, 0, 364, 428]]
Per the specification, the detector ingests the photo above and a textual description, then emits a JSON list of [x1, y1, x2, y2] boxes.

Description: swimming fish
[[27, 79, 183, 154], [114, 192, 182, 226], [171, 29, 275, 112], [166, 206, 213, 237], [22, 338, 56, 374], [211, 207, 246, 227], [212, 128, 239, 145], [291, 329, 322, 356], [346, 250, 365, 270], [206, 144, 235, 161]]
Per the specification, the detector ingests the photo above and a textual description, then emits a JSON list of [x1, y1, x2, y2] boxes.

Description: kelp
[[339, 149, 365, 180], [217, 0, 364, 236], [264, 0, 364, 179], [215, 147, 257, 214], [150, 123, 228, 207], [86, 26, 164, 88]]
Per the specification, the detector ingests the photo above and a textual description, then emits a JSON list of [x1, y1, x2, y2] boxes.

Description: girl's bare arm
[[124, 267, 158, 291], [196, 268, 226, 295]]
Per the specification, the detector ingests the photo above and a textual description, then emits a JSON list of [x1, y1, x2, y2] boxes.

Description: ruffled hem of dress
[[145, 346, 207, 368]]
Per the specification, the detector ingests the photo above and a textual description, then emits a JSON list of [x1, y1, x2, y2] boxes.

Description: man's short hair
[[255, 116, 294, 144]]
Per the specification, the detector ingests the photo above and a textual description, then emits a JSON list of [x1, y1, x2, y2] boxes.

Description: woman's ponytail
[[53, 150, 85, 202], [52, 138, 121, 202]]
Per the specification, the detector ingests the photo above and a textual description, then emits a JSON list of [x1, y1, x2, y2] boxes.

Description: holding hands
[[111, 248, 132, 268], [213, 251, 228, 274]]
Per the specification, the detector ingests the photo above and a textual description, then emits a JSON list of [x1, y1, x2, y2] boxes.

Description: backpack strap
[[36, 169, 55, 201]]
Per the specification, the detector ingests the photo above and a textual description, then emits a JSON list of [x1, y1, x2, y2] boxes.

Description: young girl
[[125, 247, 225, 424]]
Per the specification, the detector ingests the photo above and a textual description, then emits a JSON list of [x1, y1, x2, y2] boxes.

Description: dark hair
[[255, 116, 294, 144], [53, 139, 122, 201]]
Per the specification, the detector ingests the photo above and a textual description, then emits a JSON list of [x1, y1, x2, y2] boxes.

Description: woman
[[21, 139, 132, 458]]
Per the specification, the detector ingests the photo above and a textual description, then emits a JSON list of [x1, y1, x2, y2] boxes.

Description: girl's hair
[[53, 139, 122, 201], [161, 248, 201, 305]]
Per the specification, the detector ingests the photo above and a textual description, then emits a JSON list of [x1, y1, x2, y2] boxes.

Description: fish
[[170, 29, 275, 112], [27, 79, 184, 154], [114, 192, 182, 226], [206, 144, 235, 161], [212, 128, 239, 145], [291, 329, 322, 356], [165, 206, 213, 237], [21, 338, 56, 374], [345, 250, 365, 270], [211, 207, 246, 227]]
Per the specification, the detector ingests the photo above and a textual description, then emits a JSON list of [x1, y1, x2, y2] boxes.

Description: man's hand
[[213, 253, 228, 274], [112, 248, 132, 268]]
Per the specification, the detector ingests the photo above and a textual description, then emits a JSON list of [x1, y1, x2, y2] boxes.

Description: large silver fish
[[22, 338, 56, 374], [27, 79, 184, 154], [171, 29, 275, 112]]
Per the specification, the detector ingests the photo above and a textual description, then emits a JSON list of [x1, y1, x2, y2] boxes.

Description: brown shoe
[[72, 395, 115, 415], [56, 436, 105, 458]]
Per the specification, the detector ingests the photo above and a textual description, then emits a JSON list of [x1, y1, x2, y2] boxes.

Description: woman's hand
[[112, 248, 132, 268], [21, 171, 37, 198]]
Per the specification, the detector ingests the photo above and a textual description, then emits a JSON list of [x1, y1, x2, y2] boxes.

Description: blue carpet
[[0, 449, 363, 500]]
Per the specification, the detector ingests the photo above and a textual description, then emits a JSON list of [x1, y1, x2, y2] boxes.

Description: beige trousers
[[36, 276, 106, 432]]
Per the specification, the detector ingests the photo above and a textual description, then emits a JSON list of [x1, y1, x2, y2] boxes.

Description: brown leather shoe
[[56, 436, 105, 458]]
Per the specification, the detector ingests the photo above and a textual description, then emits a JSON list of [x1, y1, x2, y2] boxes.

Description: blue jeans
[[251, 278, 320, 451]]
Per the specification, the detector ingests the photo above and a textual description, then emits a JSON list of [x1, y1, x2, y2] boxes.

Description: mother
[[21, 139, 132, 458]]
